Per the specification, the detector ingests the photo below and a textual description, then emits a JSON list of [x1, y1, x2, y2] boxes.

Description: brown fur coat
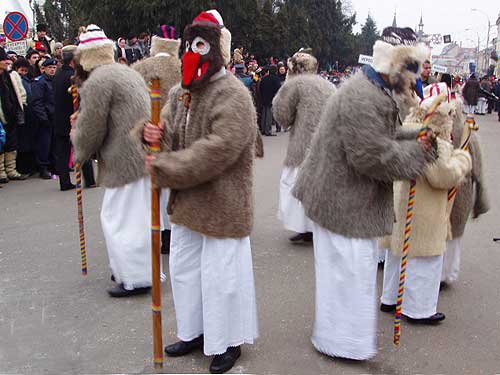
[[272, 74, 336, 167], [153, 72, 258, 238], [73, 63, 149, 188]]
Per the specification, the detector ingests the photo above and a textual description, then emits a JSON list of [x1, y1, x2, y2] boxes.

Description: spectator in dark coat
[[495, 78, 500, 121], [13, 58, 37, 175], [259, 65, 282, 136], [462, 74, 480, 114], [31, 58, 57, 179]]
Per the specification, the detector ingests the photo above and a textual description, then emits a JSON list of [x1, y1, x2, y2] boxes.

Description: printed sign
[[6, 39, 28, 56], [432, 64, 448, 74], [3, 11, 29, 42], [358, 54, 373, 65]]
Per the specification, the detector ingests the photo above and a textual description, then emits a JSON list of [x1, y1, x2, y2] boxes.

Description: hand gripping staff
[[70, 85, 87, 276], [393, 94, 447, 345], [149, 78, 164, 369]]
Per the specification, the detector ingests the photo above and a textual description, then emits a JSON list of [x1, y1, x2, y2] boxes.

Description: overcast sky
[[350, 0, 499, 52]]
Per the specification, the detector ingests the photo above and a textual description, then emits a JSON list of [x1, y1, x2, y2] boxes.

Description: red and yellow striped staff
[[149, 79, 164, 369], [71, 85, 87, 276], [394, 94, 447, 345]]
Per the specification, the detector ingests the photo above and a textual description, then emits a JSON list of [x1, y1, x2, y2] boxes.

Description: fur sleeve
[[154, 88, 256, 189], [469, 134, 490, 217], [272, 80, 298, 129], [72, 72, 113, 163], [424, 139, 472, 190], [340, 94, 433, 182]]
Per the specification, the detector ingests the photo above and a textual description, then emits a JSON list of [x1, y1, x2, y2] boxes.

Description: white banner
[[6, 39, 28, 56], [432, 64, 448, 74], [358, 54, 373, 65]]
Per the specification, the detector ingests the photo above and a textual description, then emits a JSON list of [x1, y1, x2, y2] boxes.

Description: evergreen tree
[[357, 14, 379, 56]]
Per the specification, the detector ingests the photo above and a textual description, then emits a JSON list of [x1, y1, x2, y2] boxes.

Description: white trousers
[[477, 98, 488, 114], [381, 250, 443, 319], [442, 238, 461, 283], [170, 224, 259, 355], [465, 104, 477, 115], [100, 177, 168, 290], [278, 167, 313, 233], [311, 222, 378, 360]]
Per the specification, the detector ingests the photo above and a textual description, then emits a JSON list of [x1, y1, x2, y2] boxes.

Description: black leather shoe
[[107, 284, 150, 297], [209, 346, 241, 374], [380, 303, 397, 313], [111, 274, 116, 282], [165, 335, 204, 357], [405, 312, 445, 324], [161, 229, 171, 254], [60, 183, 76, 191], [289, 232, 313, 243]]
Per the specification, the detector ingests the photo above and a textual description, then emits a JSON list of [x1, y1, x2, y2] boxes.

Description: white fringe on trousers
[[441, 238, 462, 284]]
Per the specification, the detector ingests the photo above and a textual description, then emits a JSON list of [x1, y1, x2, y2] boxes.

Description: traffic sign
[[3, 12, 29, 42]]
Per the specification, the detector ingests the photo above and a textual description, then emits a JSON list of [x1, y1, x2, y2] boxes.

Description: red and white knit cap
[[206, 9, 232, 66], [77, 24, 115, 72]]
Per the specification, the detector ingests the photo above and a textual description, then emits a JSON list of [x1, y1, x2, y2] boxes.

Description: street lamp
[[471, 8, 494, 73], [465, 29, 480, 70]]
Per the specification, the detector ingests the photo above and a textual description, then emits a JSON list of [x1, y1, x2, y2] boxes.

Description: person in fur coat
[[71, 25, 167, 298], [143, 11, 258, 374], [441, 93, 489, 285], [272, 49, 336, 243], [292, 27, 436, 360], [133, 25, 182, 255], [381, 83, 472, 324]]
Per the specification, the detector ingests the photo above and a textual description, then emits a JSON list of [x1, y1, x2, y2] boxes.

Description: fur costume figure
[[441, 90, 489, 284], [273, 49, 336, 239], [148, 11, 258, 373], [133, 26, 182, 109], [292, 27, 436, 360], [72, 25, 167, 297], [382, 85, 472, 322]]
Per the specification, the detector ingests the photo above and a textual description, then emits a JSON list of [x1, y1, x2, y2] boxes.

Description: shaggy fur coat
[[73, 63, 149, 188], [153, 72, 257, 238], [132, 40, 182, 108], [272, 74, 336, 167], [293, 71, 434, 239], [449, 109, 489, 238]]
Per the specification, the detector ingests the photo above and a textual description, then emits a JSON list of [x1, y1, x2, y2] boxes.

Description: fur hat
[[287, 48, 318, 76], [0, 47, 8, 61], [206, 9, 232, 66], [77, 24, 115, 72], [372, 27, 429, 75], [150, 25, 181, 57]]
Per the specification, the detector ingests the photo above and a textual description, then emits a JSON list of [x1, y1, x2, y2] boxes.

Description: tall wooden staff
[[149, 78, 163, 369], [394, 94, 447, 345], [70, 85, 87, 276]]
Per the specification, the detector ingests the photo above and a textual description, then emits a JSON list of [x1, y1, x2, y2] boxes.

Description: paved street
[[1, 113, 500, 374]]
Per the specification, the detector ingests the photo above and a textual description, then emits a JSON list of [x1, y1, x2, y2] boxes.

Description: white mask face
[[191, 37, 210, 55]]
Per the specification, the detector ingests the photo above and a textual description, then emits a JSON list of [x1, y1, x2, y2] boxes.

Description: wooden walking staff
[[149, 78, 164, 369], [70, 85, 88, 276], [393, 94, 447, 345]]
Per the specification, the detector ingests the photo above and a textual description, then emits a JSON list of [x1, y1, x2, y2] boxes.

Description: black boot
[[161, 229, 171, 254], [209, 346, 241, 374], [39, 166, 51, 180], [289, 232, 313, 243], [165, 335, 204, 357], [404, 312, 446, 324], [380, 303, 397, 313], [107, 284, 151, 297]]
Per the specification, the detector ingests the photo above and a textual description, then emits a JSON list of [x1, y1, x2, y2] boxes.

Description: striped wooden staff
[[447, 114, 478, 203], [71, 85, 87, 276], [394, 94, 447, 345], [149, 78, 164, 369]]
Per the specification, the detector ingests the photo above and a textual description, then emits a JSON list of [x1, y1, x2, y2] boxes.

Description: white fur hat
[[207, 9, 232, 66], [77, 24, 115, 72], [372, 40, 430, 75]]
